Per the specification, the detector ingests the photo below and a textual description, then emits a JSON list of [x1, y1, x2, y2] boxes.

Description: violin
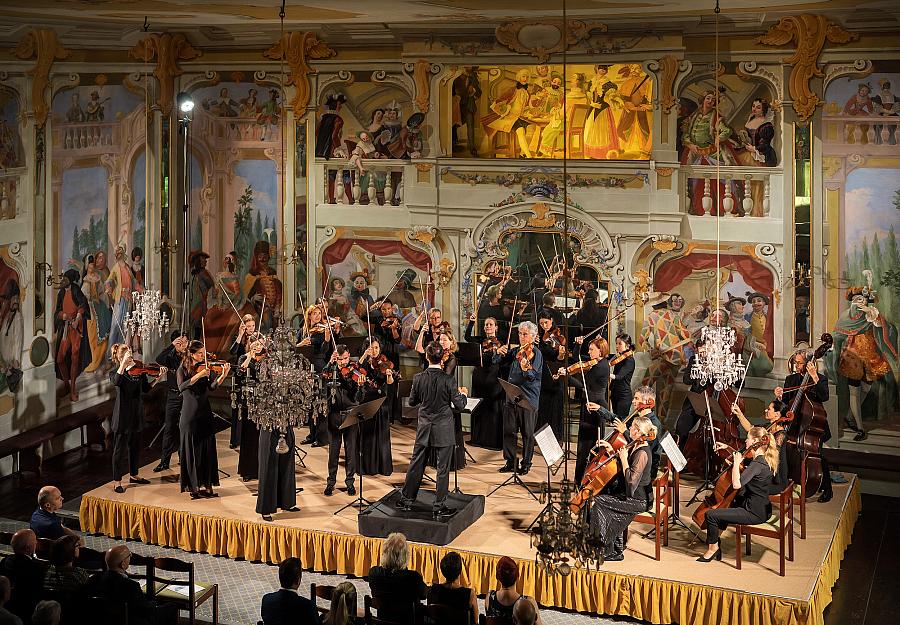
[[517, 343, 535, 371], [370, 353, 400, 381], [569, 431, 656, 512], [380, 314, 400, 329], [542, 326, 567, 351], [691, 438, 768, 529], [126, 360, 161, 377], [609, 349, 634, 366], [481, 336, 501, 353], [333, 361, 367, 386], [552, 358, 598, 379], [431, 321, 452, 336], [206, 360, 230, 375]]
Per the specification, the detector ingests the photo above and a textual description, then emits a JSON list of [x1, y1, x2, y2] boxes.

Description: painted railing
[[680, 164, 780, 217], [320, 159, 407, 206], [823, 115, 900, 147], [55, 121, 119, 152]]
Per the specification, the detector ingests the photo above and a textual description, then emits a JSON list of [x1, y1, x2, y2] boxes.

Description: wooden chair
[[422, 603, 472, 625], [310, 582, 337, 616], [150, 556, 218, 625], [793, 455, 808, 539], [628, 468, 670, 560], [735, 480, 795, 577], [0, 531, 13, 546], [365, 594, 413, 625], [35, 537, 54, 561], [75, 546, 105, 572], [127, 553, 156, 599], [566, 101, 591, 158]]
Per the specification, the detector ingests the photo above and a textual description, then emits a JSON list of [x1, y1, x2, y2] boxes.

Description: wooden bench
[[0, 409, 108, 477]]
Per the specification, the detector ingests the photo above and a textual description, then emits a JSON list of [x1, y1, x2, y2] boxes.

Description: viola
[[371, 353, 400, 381], [542, 326, 567, 351], [339, 362, 367, 386], [517, 343, 535, 372], [691, 439, 768, 529], [126, 360, 161, 377], [609, 349, 634, 367], [569, 431, 656, 512]]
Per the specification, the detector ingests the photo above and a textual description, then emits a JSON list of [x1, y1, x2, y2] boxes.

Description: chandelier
[[124, 290, 170, 340], [690, 325, 745, 391], [530, 480, 604, 575], [244, 321, 326, 449]]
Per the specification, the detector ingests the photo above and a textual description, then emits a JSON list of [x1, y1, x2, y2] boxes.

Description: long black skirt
[[537, 377, 565, 441], [469, 364, 503, 450], [590, 494, 647, 554], [237, 410, 260, 480], [360, 401, 394, 476], [256, 428, 297, 515], [179, 422, 219, 492]]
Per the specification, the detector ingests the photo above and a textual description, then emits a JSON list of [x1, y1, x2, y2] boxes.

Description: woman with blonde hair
[[298, 303, 340, 446], [367, 532, 426, 623], [324, 581, 361, 625], [697, 426, 778, 562]]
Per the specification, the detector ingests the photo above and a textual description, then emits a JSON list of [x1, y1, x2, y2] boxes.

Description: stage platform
[[79, 423, 859, 625]]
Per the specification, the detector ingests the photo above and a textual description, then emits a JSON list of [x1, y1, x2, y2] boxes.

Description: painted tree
[[233, 185, 254, 275], [133, 199, 146, 256]]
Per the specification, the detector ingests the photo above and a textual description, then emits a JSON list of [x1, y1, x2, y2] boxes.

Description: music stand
[[488, 379, 539, 502], [641, 433, 701, 541], [526, 424, 564, 531], [334, 397, 387, 516], [685, 391, 723, 506], [456, 397, 482, 479]]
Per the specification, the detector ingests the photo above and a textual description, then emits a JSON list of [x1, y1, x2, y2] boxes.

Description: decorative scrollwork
[[823, 59, 874, 90], [264, 32, 337, 117], [129, 32, 201, 116], [495, 19, 606, 63], [736, 61, 784, 104], [13, 29, 71, 128]]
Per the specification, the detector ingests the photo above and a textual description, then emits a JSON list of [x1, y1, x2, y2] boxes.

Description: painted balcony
[[680, 164, 782, 218], [54, 121, 120, 154], [319, 158, 408, 206]]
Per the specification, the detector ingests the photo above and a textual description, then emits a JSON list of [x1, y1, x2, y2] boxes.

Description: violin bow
[[319, 297, 340, 352], [217, 278, 249, 343], [703, 391, 717, 449], [730, 352, 754, 412], [580, 306, 628, 342], [201, 317, 209, 373], [372, 281, 396, 311], [505, 295, 519, 350]]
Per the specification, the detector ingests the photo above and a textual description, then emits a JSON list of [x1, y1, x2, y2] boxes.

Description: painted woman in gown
[[81, 254, 112, 374], [583, 65, 621, 159]]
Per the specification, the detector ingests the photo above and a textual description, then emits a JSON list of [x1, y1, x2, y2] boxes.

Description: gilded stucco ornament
[[129, 33, 201, 116], [12, 29, 71, 128], [264, 32, 336, 118], [495, 19, 606, 63]]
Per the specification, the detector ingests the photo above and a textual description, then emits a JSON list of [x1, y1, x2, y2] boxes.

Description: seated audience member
[[260, 557, 318, 625], [29, 488, 79, 544], [367, 533, 427, 623], [0, 576, 23, 625], [485, 556, 520, 618], [30, 602, 60, 625], [41, 537, 88, 604], [84, 546, 177, 625], [427, 552, 478, 624], [512, 596, 540, 625], [323, 581, 362, 625], [0, 529, 44, 621]]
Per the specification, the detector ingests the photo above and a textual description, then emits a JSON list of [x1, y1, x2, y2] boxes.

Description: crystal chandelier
[[690, 325, 745, 391], [244, 321, 327, 447], [530, 480, 604, 575], [124, 290, 170, 340]]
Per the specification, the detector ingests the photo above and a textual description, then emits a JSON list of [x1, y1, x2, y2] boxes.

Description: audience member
[[260, 557, 318, 625], [29, 602, 59, 625], [512, 596, 540, 625], [41, 537, 88, 605], [0, 576, 23, 625], [323, 581, 361, 625], [29, 489, 79, 544], [84, 546, 177, 625], [367, 533, 427, 623], [0, 530, 43, 622], [485, 556, 520, 618], [426, 551, 478, 624]]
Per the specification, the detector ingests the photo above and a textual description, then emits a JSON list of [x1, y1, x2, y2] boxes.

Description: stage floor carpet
[[80, 423, 859, 625]]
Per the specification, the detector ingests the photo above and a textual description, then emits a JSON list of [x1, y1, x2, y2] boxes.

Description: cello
[[691, 438, 768, 529], [569, 430, 655, 513], [784, 334, 833, 499]]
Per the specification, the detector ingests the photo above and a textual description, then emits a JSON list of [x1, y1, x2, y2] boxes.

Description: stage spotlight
[[177, 92, 194, 113]]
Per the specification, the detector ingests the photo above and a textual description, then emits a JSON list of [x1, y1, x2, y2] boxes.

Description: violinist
[[413, 308, 446, 368], [298, 304, 339, 447], [476, 285, 510, 339], [494, 321, 543, 475], [358, 338, 395, 476], [537, 312, 567, 440], [539, 293, 565, 328], [178, 340, 231, 500], [588, 416, 657, 562], [153, 330, 188, 472], [324, 345, 366, 497], [731, 400, 790, 495], [555, 337, 611, 484], [776, 350, 833, 503], [372, 298, 402, 366], [109, 343, 166, 494], [609, 334, 635, 418], [697, 427, 779, 563], [415, 316, 457, 374], [231, 314, 260, 480], [465, 314, 504, 450], [571, 289, 608, 359], [609, 386, 664, 508]]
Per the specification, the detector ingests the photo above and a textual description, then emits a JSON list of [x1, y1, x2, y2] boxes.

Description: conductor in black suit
[[84, 545, 177, 625], [260, 557, 319, 625], [396, 341, 468, 519]]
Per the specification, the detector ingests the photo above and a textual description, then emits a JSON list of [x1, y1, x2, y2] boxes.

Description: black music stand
[[456, 397, 482, 478], [526, 424, 564, 531], [488, 379, 539, 502], [684, 392, 723, 506], [334, 397, 387, 516]]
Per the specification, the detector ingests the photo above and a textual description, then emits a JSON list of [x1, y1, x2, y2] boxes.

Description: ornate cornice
[[757, 14, 857, 122], [12, 29, 71, 128], [495, 19, 606, 63], [264, 31, 336, 118], [129, 33, 201, 116]]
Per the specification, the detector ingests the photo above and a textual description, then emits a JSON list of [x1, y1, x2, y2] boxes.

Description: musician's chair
[[628, 468, 670, 560], [735, 480, 795, 577]]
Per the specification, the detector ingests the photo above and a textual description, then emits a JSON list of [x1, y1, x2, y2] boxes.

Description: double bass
[[682, 386, 745, 478], [784, 334, 833, 498]]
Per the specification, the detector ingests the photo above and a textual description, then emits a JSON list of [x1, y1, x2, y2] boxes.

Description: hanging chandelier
[[530, 480, 604, 575], [244, 321, 326, 448], [124, 289, 170, 340]]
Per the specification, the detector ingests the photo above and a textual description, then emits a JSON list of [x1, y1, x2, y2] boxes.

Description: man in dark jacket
[[84, 545, 176, 625], [324, 345, 365, 497], [260, 557, 318, 625], [153, 331, 188, 471], [0, 529, 43, 622], [396, 341, 468, 518]]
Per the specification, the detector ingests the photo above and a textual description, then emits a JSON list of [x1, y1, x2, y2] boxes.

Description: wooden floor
[[0, 400, 891, 624]]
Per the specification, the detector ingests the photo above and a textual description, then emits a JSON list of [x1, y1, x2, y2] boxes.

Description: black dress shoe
[[311, 441, 323, 448], [433, 506, 456, 519], [152, 463, 169, 473], [818, 490, 833, 503], [498, 464, 515, 473], [114, 485, 125, 494], [519, 464, 532, 475], [301, 435, 315, 445], [395, 498, 413, 511], [284, 506, 300, 512], [324, 485, 334, 496], [854, 430, 868, 441], [202, 491, 219, 498], [696, 548, 722, 562], [605, 552, 624, 562], [261, 514, 273, 522], [129, 476, 150, 485], [190, 492, 203, 500], [347, 484, 357, 497]]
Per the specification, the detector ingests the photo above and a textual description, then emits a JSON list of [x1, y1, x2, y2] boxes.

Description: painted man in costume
[[105, 244, 141, 349], [639, 292, 692, 418], [55, 269, 91, 402]]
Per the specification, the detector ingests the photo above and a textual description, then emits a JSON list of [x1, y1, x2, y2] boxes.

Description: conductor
[[396, 341, 469, 519]]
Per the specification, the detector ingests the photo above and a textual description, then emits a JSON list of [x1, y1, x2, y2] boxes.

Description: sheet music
[[659, 432, 687, 473], [534, 424, 564, 468], [456, 397, 481, 412]]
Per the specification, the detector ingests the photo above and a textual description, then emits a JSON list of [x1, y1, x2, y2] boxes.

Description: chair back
[[365, 594, 410, 625], [82, 596, 129, 625], [422, 602, 471, 625], [311, 582, 337, 615], [127, 553, 156, 598], [35, 537, 54, 560], [75, 546, 105, 571], [152, 556, 195, 601], [0, 531, 13, 546]]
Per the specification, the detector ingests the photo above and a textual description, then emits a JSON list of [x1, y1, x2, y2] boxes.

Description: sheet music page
[[534, 424, 564, 467], [659, 432, 687, 473]]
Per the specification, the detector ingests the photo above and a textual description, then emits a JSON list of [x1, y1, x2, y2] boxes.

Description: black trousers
[[502, 402, 536, 469], [112, 430, 141, 481], [327, 416, 357, 488], [160, 391, 181, 465], [402, 443, 453, 509], [575, 407, 604, 485], [674, 400, 701, 451], [230, 407, 241, 447], [308, 411, 329, 445], [705, 506, 766, 545]]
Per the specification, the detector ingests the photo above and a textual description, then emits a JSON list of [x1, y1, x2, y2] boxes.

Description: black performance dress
[[177, 365, 221, 493], [536, 333, 565, 441], [464, 320, 503, 450], [609, 353, 635, 418], [231, 341, 260, 481], [256, 424, 297, 516], [359, 360, 395, 476], [568, 359, 611, 485], [109, 370, 151, 482], [589, 445, 652, 559]]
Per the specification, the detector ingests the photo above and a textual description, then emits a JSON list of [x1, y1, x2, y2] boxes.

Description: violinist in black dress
[[153, 330, 187, 472], [298, 304, 339, 447], [697, 427, 778, 562], [555, 337, 611, 484], [231, 314, 260, 481], [109, 343, 167, 493], [371, 299, 402, 423], [570, 289, 607, 359], [536, 311, 567, 441], [775, 350, 833, 502], [324, 344, 365, 497], [358, 338, 395, 476], [178, 340, 231, 499], [609, 334, 635, 418], [465, 313, 504, 450]]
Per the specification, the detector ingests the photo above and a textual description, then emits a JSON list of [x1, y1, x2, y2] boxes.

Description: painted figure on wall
[[214, 251, 244, 309], [583, 65, 622, 159], [315, 93, 347, 158], [843, 83, 874, 116], [54, 269, 91, 402], [616, 63, 653, 158], [452, 66, 482, 157], [84, 90, 108, 121], [188, 250, 215, 339], [105, 243, 141, 350], [481, 68, 534, 158], [0, 255, 23, 395], [0, 87, 24, 171], [639, 292, 692, 418], [680, 90, 734, 215], [81, 253, 112, 373], [244, 240, 282, 331]]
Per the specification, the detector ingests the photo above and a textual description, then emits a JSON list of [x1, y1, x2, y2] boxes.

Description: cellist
[[775, 350, 833, 502], [588, 415, 657, 562], [697, 427, 778, 563], [608, 386, 664, 508]]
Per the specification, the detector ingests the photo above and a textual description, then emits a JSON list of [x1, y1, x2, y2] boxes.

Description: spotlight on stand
[[176, 92, 194, 116]]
